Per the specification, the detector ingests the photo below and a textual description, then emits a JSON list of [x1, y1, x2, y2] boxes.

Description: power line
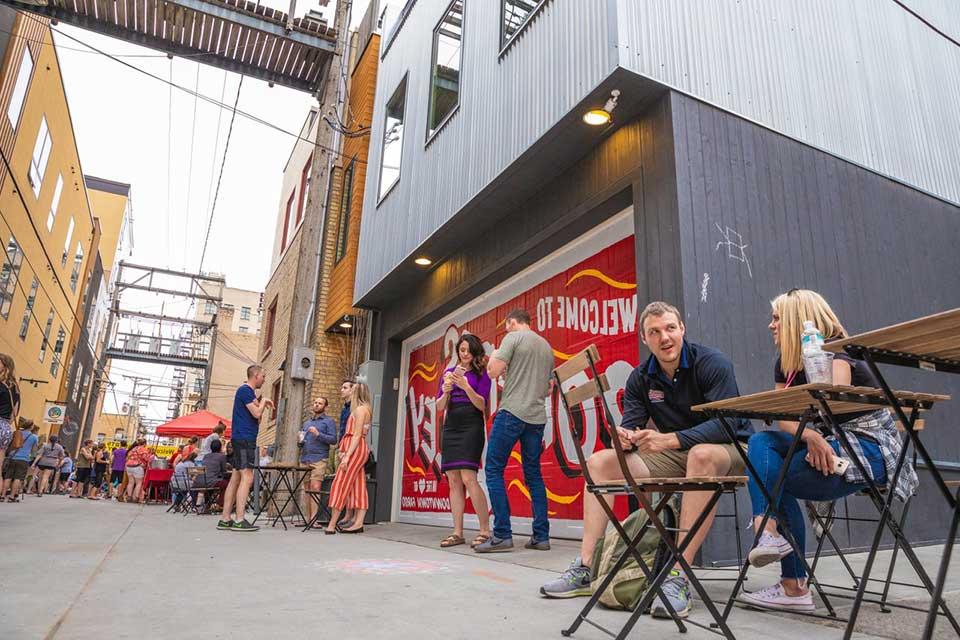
[[165, 56, 173, 270], [183, 63, 201, 271], [890, 0, 960, 49], [198, 74, 243, 273]]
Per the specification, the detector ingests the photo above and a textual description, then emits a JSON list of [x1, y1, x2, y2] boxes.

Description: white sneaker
[[748, 531, 793, 568], [738, 582, 815, 612]]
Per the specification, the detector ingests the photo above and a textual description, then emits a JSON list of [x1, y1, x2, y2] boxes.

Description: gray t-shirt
[[494, 329, 554, 424]]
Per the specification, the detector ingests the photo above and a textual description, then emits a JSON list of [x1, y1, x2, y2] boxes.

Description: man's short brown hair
[[505, 308, 531, 325], [639, 301, 683, 333], [246, 364, 264, 379]]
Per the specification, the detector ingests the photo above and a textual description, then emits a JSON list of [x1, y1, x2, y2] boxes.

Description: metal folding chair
[[554, 345, 746, 640]]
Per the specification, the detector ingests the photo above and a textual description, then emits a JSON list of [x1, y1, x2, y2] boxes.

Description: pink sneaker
[[738, 582, 815, 612]]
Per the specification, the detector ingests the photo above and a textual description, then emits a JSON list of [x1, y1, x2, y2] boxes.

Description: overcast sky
[[49, 0, 371, 422]]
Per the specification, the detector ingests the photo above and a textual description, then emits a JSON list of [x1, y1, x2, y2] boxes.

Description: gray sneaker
[[525, 537, 551, 551], [473, 535, 514, 553], [651, 572, 692, 619], [540, 558, 592, 598]]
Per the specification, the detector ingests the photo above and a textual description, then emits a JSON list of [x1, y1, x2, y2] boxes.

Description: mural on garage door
[[399, 224, 641, 532]]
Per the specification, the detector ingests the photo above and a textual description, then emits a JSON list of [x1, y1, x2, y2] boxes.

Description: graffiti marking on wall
[[714, 223, 753, 279]]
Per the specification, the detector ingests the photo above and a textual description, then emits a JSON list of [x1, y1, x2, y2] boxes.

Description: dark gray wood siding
[[670, 91, 960, 563]]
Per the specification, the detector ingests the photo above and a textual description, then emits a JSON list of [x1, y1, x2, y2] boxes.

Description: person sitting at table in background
[[435, 333, 493, 549], [110, 441, 128, 500], [325, 383, 372, 535], [300, 397, 338, 528], [58, 452, 73, 494], [737, 289, 918, 612], [70, 440, 94, 498], [34, 435, 66, 497], [125, 438, 154, 504], [198, 422, 226, 463], [540, 301, 754, 621], [193, 439, 230, 513], [219, 364, 273, 532], [2, 418, 38, 502], [171, 450, 199, 509], [87, 444, 109, 500]]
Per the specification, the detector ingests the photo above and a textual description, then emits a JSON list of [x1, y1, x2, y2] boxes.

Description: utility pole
[[123, 375, 151, 440]]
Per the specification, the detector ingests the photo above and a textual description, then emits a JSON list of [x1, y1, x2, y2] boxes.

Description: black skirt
[[441, 403, 486, 472]]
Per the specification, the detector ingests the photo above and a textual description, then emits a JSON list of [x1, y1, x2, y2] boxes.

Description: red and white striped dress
[[329, 416, 369, 510]]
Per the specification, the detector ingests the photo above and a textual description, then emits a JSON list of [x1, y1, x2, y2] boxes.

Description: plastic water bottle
[[801, 321, 824, 356], [801, 321, 833, 383]]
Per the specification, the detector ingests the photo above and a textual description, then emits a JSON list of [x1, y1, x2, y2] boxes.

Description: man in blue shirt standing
[[300, 397, 337, 526], [540, 302, 752, 621], [219, 364, 273, 532], [2, 418, 39, 501]]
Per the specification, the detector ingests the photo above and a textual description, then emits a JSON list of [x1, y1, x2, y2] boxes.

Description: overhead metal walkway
[[3, 0, 337, 92]]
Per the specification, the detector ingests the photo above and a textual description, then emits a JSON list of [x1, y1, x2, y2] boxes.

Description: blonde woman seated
[[739, 289, 918, 612]]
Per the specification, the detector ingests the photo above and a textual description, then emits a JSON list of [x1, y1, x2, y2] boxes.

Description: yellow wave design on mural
[[405, 459, 427, 477], [413, 361, 438, 374], [565, 268, 636, 291], [409, 369, 439, 384], [553, 349, 574, 361], [508, 454, 582, 505]]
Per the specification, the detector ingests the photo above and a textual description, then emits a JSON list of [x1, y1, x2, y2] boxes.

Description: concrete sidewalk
[[0, 496, 957, 640]]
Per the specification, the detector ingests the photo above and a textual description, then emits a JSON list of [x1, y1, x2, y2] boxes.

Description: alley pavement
[[1, 495, 958, 640]]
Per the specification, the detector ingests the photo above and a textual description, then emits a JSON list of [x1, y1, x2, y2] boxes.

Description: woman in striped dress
[[325, 383, 371, 534]]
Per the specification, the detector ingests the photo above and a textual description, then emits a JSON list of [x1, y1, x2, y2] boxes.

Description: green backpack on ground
[[589, 502, 676, 610]]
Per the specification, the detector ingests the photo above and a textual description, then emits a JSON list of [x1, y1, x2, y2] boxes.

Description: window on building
[[428, 1, 464, 139], [239, 326, 249, 333], [501, 0, 547, 50], [296, 155, 312, 226], [7, 47, 33, 131], [78, 369, 90, 411], [194, 377, 204, 393], [379, 77, 407, 200], [264, 297, 278, 353], [19, 277, 38, 339], [50, 326, 65, 376], [70, 242, 84, 291], [47, 174, 63, 232], [240, 306, 251, 320], [280, 192, 295, 253], [39, 310, 54, 362], [61, 217, 74, 267], [28, 116, 52, 197], [271, 379, 281, 420], [0, 235, 24, 320], [72, 361, 84, 404], [335, 162, 354, 264], [204, 301, 217, 315]]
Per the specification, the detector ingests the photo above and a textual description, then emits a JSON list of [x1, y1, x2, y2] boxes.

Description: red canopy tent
[[154, 410, 231, 439]]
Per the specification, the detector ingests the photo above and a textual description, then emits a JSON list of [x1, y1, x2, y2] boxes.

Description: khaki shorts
[[633, 442, 746, 479], [308, 459, 329, 483]]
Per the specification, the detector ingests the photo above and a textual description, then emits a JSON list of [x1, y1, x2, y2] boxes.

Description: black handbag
[[364, 451, 376, 477]]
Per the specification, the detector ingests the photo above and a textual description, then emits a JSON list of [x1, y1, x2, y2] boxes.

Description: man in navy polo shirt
[[219, 364, 273, 532], [541, 301, 752, 620]]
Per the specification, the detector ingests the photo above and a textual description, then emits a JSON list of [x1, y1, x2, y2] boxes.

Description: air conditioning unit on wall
[[290, 347, 315, 381]]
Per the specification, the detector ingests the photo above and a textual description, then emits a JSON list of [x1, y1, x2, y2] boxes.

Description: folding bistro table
[[694, 384, 953, 637], [251, 463, 311, 530], [825, 308, 960, 639]]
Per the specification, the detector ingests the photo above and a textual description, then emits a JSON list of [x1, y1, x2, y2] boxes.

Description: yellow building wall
[[0, 16, 97, 438], [86, 183, 129, 283]]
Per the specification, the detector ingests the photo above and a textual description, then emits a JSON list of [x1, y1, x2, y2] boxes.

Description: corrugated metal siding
[[355, 0, 616, 301], [616, 0, 960, 207]]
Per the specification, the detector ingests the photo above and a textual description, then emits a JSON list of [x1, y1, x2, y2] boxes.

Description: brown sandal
[[470, 534, 491, 548], [440, 534, 466, 548]]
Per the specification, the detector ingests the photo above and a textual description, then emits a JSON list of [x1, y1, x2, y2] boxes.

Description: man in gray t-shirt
[[476, 308, 554, 554]]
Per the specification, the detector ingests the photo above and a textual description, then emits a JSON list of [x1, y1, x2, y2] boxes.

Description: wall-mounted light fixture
[[583, 89, 620, 126], [414, 257, 432, 266]]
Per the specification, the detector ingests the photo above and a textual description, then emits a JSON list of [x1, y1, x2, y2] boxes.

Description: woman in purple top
[[436, 334, 493, 549], [109, 441, 127, 499]]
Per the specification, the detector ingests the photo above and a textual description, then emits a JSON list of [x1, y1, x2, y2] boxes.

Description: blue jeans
[[484, 411, 550, 542], [747, 430, 886, 579]]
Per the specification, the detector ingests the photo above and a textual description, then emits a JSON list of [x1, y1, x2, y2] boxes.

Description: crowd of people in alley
[[1, 288, 916, 620]]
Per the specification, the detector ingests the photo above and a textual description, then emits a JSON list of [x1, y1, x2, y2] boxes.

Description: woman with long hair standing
[[435, 334, 492, 548], [738, 289, 918, 612], [88, 444, 109, 500], [325, 383, 372, 534], [0, 353, 21, 474]]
